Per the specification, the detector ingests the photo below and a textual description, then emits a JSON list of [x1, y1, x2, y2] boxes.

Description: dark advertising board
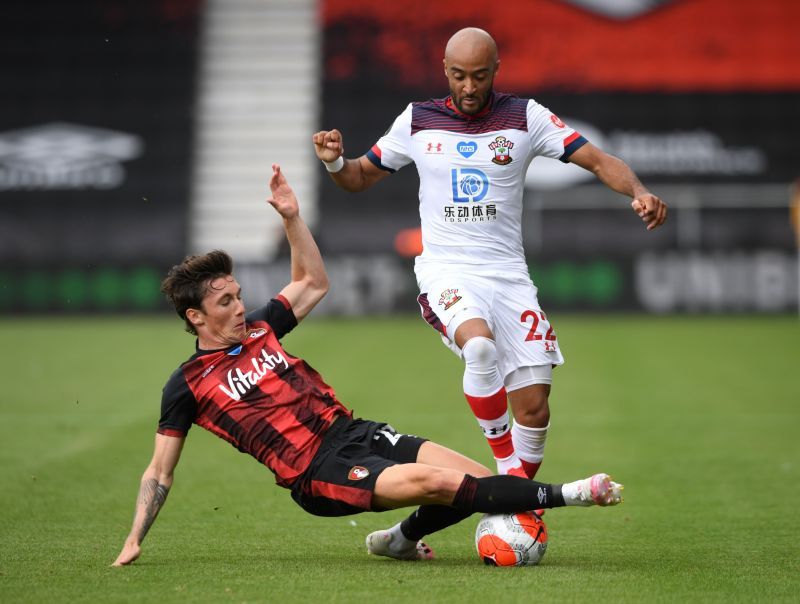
[[0, 1, 201, 312]]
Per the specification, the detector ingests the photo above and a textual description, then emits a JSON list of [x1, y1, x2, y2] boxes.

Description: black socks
[[399, 474, 565, 541], [452, 474, 564, 513]]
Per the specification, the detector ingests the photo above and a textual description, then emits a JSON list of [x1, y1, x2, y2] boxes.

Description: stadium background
[[1, 0, 799, 316], [1, 2, 799, 601]]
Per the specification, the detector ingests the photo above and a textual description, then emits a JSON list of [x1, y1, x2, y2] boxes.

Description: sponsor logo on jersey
[[438, 288, 462, 310], [218, 348, 289, 400], [451, 167, 489, 202], [457, 141, 477, 158], [0, 122, 143, 191], [488, 136, 514, 165], [348, 466, 370, 480], [425, 141, 443, 154], [247, 328, 267, 339], [550, 114, 566, 128], [443, 204, 497, 223]]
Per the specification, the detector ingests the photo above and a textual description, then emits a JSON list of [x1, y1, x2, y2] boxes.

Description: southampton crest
[[438, 288, 462, 310], [489, 136, 514, 165]]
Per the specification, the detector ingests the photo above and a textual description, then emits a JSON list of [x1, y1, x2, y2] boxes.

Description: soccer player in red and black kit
[[112, 164, 623, 566]]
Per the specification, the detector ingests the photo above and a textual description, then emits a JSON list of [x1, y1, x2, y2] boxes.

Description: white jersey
[[367, 93, 587, 275]]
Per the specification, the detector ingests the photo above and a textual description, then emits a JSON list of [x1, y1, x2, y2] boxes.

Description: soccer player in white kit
[[313, 28, 667, 480]]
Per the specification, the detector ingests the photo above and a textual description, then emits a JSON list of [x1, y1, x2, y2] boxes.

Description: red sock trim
[[464, 388, 507, 420], [488, 431, 515, 459]]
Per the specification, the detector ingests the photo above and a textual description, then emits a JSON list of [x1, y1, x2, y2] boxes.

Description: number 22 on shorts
[[520, 310, 556, 343]]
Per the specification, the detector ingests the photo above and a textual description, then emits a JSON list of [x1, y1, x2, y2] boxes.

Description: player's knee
[[518, 406, 550, 427], [513, 392, 550, 427], [515, 407, 549, 427], [462, 336, 498, 369]]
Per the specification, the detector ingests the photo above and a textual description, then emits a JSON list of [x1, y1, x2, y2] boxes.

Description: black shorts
[[290, 416, 428, 517]]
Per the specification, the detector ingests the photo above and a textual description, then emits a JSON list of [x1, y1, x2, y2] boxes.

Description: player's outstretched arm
[[267, 164, 329, 322], [312, 129, 389, 192], [568, 142, 667, 230], [112, 433, 185, 567]]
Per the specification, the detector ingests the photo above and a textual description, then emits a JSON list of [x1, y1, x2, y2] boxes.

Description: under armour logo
[[426, 142, 442, 153], [482, 424, 509, 436]]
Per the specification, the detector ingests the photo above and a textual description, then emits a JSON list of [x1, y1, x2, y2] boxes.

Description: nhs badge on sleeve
[[451, 168, 489, 203]]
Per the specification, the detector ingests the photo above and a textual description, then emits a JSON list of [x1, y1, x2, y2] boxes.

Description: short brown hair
[[161, 249, 234, 335]]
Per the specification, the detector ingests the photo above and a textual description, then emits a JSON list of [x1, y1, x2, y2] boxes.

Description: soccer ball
[[475, 511, 548, 567]]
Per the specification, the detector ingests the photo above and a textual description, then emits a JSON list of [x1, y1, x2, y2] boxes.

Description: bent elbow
[[312, 272, 330, 297], [313, 280, 329, 303], [306, 275, 330, 305]]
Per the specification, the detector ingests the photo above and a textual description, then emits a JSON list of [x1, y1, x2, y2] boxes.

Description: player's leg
[[416, 277, 523, 476], [507, 374, 551, 479], [367, 435, 500, 560], [371, 463, 623, 510], [367, 462, 623, 560], [455, 319, 525, 476], [366, 435, 483, 560], [493, 282, 562, 480], [414, 440, 493, 477], [369, 436, 492, 504]]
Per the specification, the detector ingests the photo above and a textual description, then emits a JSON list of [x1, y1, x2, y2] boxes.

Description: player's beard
[[453, 83, 493, 115]]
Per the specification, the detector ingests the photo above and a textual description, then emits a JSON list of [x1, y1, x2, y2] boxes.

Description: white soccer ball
[[475, 511, 548, 567]]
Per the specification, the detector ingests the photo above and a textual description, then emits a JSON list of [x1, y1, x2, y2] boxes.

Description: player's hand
[[312, 129, 344, 162], [631, 193, 667, 231], [267, 164, 299, 220], [112, 540, 141, 567]]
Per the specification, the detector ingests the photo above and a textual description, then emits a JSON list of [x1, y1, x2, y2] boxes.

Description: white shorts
[[415, 266, 564, 389]]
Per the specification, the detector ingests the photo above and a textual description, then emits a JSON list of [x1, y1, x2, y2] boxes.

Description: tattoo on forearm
[[135, 478, 170, 543]]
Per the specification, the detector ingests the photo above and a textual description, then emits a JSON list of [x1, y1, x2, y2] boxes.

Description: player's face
[[195, 275, 247, 347], [444, 51, 498, 115]]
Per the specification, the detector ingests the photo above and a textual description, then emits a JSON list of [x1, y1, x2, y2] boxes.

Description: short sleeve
[[245, 296, 298, 340], [365, 103, 415, 173], [526, 100, 588, 163], [158, 368, 196, 437]]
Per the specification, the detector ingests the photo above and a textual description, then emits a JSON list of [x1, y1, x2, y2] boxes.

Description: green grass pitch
[[1, 314, 798, 603]]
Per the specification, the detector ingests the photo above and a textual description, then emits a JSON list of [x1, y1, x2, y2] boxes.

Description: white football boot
[[365, 529, 434, 561], [565, 473, 624, 506]]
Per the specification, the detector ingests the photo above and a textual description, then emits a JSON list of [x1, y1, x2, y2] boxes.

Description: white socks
[[511, 421, 549, 465]]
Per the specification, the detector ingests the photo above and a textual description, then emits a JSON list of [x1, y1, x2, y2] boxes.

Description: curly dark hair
[[161, 249, 234, 335]]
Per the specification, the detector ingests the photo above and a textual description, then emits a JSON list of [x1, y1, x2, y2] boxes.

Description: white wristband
[[323, 156, 344, 173]]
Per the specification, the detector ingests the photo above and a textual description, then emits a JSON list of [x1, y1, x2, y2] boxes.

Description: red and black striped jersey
[[158, 296, 351, 487]]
